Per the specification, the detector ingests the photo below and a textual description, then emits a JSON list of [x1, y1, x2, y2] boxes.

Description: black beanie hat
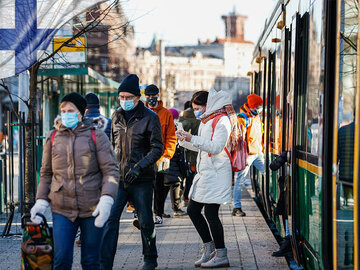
[[85, 93, 100, 109], [117, 74, 141, 96], [61, 92, 87, 116], [145, 84, 159, 96]]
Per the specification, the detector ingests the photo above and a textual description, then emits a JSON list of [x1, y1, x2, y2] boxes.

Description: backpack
[[208, 114, 247, 172], [50, 129, 96, 147]]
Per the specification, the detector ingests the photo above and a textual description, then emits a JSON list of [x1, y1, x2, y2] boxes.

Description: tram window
[[295, 13, 309, 152], [306, 1, 325, 157], [335, 0, 358, 268]]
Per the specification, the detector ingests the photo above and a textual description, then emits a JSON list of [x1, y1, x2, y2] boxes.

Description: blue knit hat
[[117, 74, 141, 96]]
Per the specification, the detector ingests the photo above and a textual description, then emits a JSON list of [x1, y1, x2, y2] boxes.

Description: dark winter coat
[[179, 108, 200, 166], [36, 116, 119, 222], [111, 101, 163, 182], [85, 108, 112, 139], [163, 145, 184, 186]]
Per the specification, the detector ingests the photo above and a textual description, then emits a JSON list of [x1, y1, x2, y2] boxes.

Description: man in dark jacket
[[84, 93, 112, 139], [100, 74, 163, 270]]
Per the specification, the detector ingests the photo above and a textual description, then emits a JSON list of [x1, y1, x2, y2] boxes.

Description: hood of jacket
[[182, 108, 196, 119], [202, 88, 232, 117]]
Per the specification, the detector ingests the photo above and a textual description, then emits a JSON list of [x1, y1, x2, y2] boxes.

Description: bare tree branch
[[0, 79, 23, 119], [38, 0, 119, 66]]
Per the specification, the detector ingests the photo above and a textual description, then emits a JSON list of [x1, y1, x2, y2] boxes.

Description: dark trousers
[[52, 213, 104, 270], [168, 183, 181, 211], [100, 181, 157, 269], [187, 199, 225, 249], [154, 173, 182, 215], [184, 171, 195, 201], [154, 173, 169, 216]]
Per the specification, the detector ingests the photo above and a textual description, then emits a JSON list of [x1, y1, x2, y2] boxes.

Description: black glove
[[125, 166, 141, 184], [270, 151, 288, 171]]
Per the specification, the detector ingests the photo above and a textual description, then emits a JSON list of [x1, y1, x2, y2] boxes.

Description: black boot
[[232, 208, 246, 217], [272, 236, 292, 257], [142, 261, 158, 270]]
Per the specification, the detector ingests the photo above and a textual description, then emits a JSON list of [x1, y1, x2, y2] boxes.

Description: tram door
[[332, 0, 360, 269]]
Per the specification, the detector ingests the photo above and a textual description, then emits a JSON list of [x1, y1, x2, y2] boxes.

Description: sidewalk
[[0, 188, 288, 269]]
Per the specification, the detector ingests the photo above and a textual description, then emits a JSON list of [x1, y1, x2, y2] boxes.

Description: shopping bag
[[21, 213, 53, 270]]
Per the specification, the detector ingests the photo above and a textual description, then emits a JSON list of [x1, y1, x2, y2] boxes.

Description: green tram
[[248, 0, 360, 269]]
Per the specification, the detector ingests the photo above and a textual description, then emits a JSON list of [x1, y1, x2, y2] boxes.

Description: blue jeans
[[233, 153, 265, 208], [52, 213, 104, 270], [100, 181, 157, 269]]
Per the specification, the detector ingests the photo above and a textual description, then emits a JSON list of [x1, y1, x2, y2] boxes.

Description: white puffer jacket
[[181, 88, 232, 204]]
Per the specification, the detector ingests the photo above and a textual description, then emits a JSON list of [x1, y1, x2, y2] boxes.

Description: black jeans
[[187, 199, 225, 249], [100, 181, 157, 269], [184, 171, 195, 201], [154, 173, 182, 215], [154, 173, 169, 216]]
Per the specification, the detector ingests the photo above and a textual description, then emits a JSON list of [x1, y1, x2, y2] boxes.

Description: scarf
[[201, 104, 242, 149]]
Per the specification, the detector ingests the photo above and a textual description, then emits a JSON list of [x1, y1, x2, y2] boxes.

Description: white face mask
[[257, 107, 263, 114]]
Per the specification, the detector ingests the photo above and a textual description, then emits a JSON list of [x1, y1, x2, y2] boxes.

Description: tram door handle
[[287, 164, 291, 177]]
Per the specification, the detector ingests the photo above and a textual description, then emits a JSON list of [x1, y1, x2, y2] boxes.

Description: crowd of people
[[30, 73, 271, 270]]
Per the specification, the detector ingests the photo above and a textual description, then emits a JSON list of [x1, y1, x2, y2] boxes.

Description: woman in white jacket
[[177, 88, 242, 268]]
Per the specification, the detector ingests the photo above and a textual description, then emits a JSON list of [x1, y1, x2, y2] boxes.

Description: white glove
[[30, 199, 50, 224], [162, 158, 170, 171], [92, 195, 114, 228]]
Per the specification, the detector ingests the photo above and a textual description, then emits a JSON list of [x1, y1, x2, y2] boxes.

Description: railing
[[1, 110, 43, 237]]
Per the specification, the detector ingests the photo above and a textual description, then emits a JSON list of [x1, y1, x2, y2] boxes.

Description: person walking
[[100, 75, 163, 270], [84, 93, 112, 139], [163, 108, 187, 216], [178, 94, 203, 205], [30, 92, 119, 270], [232, 93, 265, 217], [177, 88, 241, 268], [144, 84, 177, 225]]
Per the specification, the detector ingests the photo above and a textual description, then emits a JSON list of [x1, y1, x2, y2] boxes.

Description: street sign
[[53, 37, 86, 64]]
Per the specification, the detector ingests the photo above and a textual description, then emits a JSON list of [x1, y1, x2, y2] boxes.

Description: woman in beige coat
[[30, 92, 119, 270]]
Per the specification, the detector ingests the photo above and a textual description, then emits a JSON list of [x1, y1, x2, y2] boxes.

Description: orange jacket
[[147, 101, 177, 163], [238, 103, 263, 155]]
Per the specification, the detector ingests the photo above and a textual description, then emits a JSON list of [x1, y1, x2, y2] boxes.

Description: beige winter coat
[[36, 116, 119, 221]]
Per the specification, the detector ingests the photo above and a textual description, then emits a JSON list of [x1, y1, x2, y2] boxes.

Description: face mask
[[194, 109, 203, 119], [250, 108, 259, 116], [61, 112, 79, 128], [120, 100, 135, 111], [146, 97, 158, 107], [257, 107, 263, 114]]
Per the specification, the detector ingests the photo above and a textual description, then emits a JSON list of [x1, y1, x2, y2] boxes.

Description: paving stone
[[0, 188, 288, 269]]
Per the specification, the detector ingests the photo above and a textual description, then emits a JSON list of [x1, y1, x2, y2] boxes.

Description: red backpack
[[208, 114, 247, 172], [50, 129, 96, 147]]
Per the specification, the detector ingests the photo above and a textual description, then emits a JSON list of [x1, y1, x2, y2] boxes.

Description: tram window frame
[[304, 0, 326, 158], [294, 12, 310, 153], [269, 52, 276, 149]]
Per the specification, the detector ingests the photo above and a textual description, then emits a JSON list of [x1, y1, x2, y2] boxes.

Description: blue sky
[[122, 0, 277, 47]]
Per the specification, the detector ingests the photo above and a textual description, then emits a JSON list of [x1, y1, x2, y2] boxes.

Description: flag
[[0, 0, 106, 79]]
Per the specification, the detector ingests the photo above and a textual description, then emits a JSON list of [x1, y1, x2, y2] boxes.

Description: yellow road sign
[[53, 37, 86, 53]]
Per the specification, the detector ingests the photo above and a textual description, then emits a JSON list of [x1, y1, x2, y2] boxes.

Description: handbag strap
[[208, 114, 228, 158]]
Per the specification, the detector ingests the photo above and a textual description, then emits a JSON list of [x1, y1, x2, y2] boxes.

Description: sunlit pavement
[[0, 188, 288, 269]]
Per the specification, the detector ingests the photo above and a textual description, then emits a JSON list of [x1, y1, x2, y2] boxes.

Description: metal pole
[[159, 40, 166, 105]]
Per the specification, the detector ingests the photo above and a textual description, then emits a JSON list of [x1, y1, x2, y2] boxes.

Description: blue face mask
[[194, 109, 203, 119], [61, 112, 79, 128], [120, 100, 135, 111]]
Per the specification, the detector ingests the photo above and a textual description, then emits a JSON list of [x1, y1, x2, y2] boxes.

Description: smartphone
[[175, 122, 184, 131]]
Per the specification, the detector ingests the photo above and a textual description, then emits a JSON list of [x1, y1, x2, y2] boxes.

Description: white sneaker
[[154, 215, 163, 225]]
